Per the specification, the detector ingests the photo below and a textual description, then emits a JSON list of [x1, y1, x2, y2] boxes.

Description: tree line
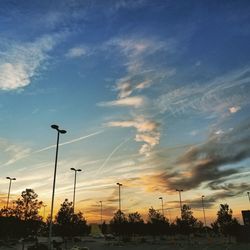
[[0, 188, 248, 242]]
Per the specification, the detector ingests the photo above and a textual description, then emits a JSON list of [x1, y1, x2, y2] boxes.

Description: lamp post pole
[[99, 200, 103, 224], [159, 197, 164, 217], [49, 124, 66, 250], [42, 204, 47, 221], [247, 192, 250, 204], [201, 195, 207, 227], [176, 189, 183, 217], [70, 168, 82, 213], [6, 177, 16, 208], [116, 183, 122, 211]]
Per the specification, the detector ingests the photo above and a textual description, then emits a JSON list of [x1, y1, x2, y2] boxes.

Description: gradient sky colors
[[0, 0, 250, 224]]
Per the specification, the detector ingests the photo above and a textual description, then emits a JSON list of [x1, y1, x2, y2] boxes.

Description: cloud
[[115, 79, 153, 99], [0, 35, 58, 91], [35, 130, 104, 153], [229, 106, 241, 113], [160, 119, 250, 191], [0, 139, 31, 167], [135, 80, 152, 90], [106, 116, 160, 156], [155, 67, 250, 117], [66, 46, 87, 58], [98, 96, 145, 108], [116, 82, 133, 99]]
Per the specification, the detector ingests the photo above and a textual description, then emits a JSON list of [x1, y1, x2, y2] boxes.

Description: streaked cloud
[[106, 116, 160, 156], [155, 67, 250, 117], [98, 96, 145, 108], [35, 130, 104, 153]]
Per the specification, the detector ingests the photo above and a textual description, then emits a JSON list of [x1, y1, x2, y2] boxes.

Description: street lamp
[[176, 189, 183, 216], [116, 183, 122, 211], [6, 177, 16, 208], [201, 195, 207, 227], [99, 201, 103, 224], [49, 124, 66, 250], [70, 168, 82, 213], [159, 197, 164, 216], [42, 204, 47, 220], [247, 192, 250, 204]]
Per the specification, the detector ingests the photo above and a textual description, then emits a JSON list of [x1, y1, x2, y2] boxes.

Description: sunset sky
[[0, 0, 250, 224]]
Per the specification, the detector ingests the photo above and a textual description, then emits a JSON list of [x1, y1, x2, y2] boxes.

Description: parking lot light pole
[[176, 189, 183, 217], [159, 197, 164, 217], [201, 195, 207, 227], [42, 204, 47, 221], [6, 177, 16, 208], [70, 168, 82, 213], [49, 124, 66, 250], [99, 201, 103, 224], [116, 183, 122, 211]]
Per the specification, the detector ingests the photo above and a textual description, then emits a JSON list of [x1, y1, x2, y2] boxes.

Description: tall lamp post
[[99, 201, 103, 224], [116, 183, 122, 211], [247, 192, 250, 204], [49, 124, 66, 250], [176, 189, 183, 216], [70, 168, 82, 213], [6, 177, 16, 208], [201, 195, 207, 227], [42, 204, 47, 220], [159, 197, 164, 217]]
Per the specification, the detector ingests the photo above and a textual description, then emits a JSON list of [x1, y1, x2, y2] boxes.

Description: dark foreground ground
[[1, 236, 250, 250]]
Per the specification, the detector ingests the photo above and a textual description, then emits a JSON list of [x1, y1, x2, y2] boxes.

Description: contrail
[[34, 130, 104, 153], [96, 137, 131, 174]]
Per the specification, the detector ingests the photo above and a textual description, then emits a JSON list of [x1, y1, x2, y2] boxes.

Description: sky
[[0, 0, 250, 224]]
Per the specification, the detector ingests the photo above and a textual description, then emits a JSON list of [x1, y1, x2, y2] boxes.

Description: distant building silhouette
[[241, 210, 250, 225]]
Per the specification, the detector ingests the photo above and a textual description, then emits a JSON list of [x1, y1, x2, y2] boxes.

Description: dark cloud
[[162, 119, 250, 191]]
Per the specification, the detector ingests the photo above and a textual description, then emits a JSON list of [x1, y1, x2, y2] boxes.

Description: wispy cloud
[[0, 34, 60, 91], [106, 116, 160, 156], [0, 130, 103, 168], [66, 46, 88, 58], [35, 130, 104, 153], [155, 67, 250, 117], [100, 35, 172, 155], [96, 137, 131, 174], [98, 96, 145, 108]]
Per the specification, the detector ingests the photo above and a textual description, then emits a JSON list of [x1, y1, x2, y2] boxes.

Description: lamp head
[[59, 129, 67, 134], [6, 177, 10, 180], [77, 169, 82, 172], [70, 168, 76, 171], [51, 124, 59, 130], [159, 197, 162, 200]]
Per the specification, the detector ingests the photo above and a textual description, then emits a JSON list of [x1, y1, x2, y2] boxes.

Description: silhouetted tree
[[55, 199, 88, 238], [147, 207, 169, 236], [110, 210, 127, 235], [0, 189, 43, 238], [100, 221, 108, 234], [211, 204, 240, 239], [175, 204, 202, 235], [14, 189, 43, 221], [128, 212, 144, 235], [128, 212, 144, 223]]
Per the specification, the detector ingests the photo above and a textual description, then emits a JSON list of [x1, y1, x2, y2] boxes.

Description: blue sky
[[0, 0, 250, 223]]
